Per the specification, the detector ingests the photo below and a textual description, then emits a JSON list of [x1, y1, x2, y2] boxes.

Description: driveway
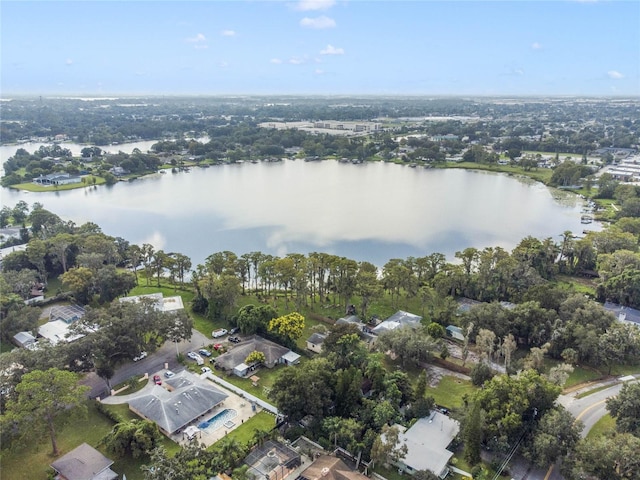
[[80, 328, 211, 399]]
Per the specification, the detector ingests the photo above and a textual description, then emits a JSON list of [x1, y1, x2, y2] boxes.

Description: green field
[[10, 175, 106, 192], [587, 414, 616, 439], [427, 375, 476, 410], [441, 161, 554, 185]]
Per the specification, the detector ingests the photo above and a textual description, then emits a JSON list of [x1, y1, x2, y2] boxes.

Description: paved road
[[80, 328, 211, 399], [506, 376, 639, 480]]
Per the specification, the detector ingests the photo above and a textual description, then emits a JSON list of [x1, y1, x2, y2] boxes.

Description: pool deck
[[172, 376, 264, 447], [101, 369, 267, 448]]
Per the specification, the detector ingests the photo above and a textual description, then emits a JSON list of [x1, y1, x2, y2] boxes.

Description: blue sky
[[1, 0, 639, 96]]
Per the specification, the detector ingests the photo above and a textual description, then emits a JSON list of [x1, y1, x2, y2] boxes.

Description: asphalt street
[[79, 328, 211, 399]]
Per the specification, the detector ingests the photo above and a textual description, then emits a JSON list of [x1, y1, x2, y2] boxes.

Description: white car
[[201, 367, 212, 374], [133, 351, 147, 362], [212, 329, 228, 338], [164, 370, 175, 378], [187, 351, 199, 360]]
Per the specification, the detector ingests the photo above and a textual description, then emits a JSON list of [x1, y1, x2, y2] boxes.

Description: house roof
[[371, 310, 421, 334], [336, 315, 364, 326], [50, 443, 117, 480], [298, 455, 368, 480], [38, 319, 85, 345], [13, 331, 36, 346], [396, 411, 460, 476], [307, 332, 327, 345], [50, 304, 85, 324], [128, 370, 228, 434], [282, 351, 301, 363], [214, 335, 291, 370], [119, 293, 184, 312], [603, 301, 640, 326], [244, 439, 301, 480]]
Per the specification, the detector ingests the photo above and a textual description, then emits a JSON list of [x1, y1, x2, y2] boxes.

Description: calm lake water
[[2, 160, 593, 267]]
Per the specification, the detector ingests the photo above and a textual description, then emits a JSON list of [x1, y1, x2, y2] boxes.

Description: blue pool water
[[198, 408, 237, 430]]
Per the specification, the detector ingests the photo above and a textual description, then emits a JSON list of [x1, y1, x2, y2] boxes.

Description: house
[[13, 331, 37, 349], [297, 455, 369, 480], [336, 315, 377, 347], [243, 439, 301, 480], [214, 335, 299, 377], [38, 305, 86, 345], [306, 332, 327, 353], [445, 325, 465, 341], [389, 411, 460, 479], [119, 293, 184, 313], [50, 442, 118, 480], [371, 310, 422, 335], [33, 172, 82, 186], [602, 301, 640, 327], [128, 370, 228, 436]]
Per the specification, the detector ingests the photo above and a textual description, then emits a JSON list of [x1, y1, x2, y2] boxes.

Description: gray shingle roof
[[50, 443, 117, 480], [215, 335, 291, 370], [307, 332, 327, 345], [128, 371, 228, 434]]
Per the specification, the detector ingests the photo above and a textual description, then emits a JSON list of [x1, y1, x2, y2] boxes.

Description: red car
[[153, 374, 162, 385], [213, 343, 223, 351]]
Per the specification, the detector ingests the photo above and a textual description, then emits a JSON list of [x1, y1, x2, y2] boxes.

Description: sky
[[1, 0, 639, 97]]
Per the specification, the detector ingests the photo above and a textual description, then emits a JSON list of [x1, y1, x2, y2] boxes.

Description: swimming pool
[[198, 408, 238, 430]]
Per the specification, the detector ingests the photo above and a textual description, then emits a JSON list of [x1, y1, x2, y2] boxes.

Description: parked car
[[133, 351, 147, 362], [187, 351, 199, 360], [201, 367, 212, 374], [164, 370, 175, 378], [213, 343, 223, 351], [212, 328, 228, 338], [198, 349, 212, 357], [228, 336, 241, 343], [153, 374, 162, 385], [229, 327, 240, 335]]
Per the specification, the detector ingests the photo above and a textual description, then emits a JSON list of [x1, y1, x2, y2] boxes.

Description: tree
[[245, 350, 266, 366], [4, 368, 89, 455], [376, 326, 439, 368], [235, 304, 277, 335], [48, 233, 75, 272], [268, 312, 305, 342], [470, 362, 494, 386], [355, 261, 382, 319], [571, 433, 640, 480], [60, 266, 94, 303], [475, 328, 496, 363], [607, 382, 640, 437], [103, 419, 162, 458], [473, 369, 561, 445], [370, 424, 407, 468], [462, 401, 483, 465], [524, 406, 581, 468]]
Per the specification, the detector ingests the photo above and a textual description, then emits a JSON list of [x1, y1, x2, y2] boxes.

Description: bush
[[470, 362, 494, 386]]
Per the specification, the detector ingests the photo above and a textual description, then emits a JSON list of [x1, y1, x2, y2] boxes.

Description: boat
[[581, 215, 593, 224]]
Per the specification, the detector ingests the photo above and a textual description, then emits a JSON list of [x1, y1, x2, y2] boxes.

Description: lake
[[1, 160, 593, 267]]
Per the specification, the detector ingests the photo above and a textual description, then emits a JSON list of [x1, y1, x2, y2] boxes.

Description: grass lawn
[[0, 401, 114, 480], [576, 384, 612, 399], [218, 360, 308, 403], [552, 274, 597, 297], [427, 376, 476, 410], [222, 411, 277, 447], [10, 176, 106, 192], [44, 276, 64, 298], [587, 414, 616, 439], [441, 161, 554, 185]]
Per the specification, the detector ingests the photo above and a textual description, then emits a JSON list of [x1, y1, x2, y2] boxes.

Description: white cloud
[[294, 0, 335, 11], [65, 58, 73, 66], [608, 70, 624, 79], [315, 69, 325, 75], [288, 57, 306, 65], [270, 58, 283, 64], [320, 44, 344, 55], [221, 30, 236, 37], [186, 33, 207, 43], [218, 61, 229, 68], [300, 15, 336, 29], [531, 42, 542, 50]]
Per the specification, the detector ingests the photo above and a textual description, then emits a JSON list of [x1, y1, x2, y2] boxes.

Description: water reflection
[[2, 161, 592, 267]]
